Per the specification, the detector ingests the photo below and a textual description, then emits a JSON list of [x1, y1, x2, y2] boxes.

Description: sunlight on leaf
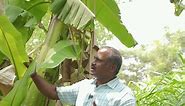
[[0, 16, 28, 78], [40, 40, 80, 68]]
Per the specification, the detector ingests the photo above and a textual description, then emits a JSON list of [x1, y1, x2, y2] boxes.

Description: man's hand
[[30, 71, 37, 78], [93, 101, 96, 106]]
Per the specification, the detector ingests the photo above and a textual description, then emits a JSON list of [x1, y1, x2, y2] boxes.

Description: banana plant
[[0, 0, 137, 106], [0, 16, 28, 79]]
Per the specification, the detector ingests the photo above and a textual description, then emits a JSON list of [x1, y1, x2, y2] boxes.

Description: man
[[31, 46, 136, 106]]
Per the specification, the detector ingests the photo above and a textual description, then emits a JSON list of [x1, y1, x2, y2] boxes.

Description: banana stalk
[[21, 16, 66, 106], [37, 16, 65, 65]]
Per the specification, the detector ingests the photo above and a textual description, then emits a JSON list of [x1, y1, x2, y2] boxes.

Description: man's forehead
[[97, 48, 111, 60], [99, 48, 108, 52]]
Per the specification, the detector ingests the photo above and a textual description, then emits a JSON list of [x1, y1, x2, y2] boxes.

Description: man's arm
[[31, 72, 59, 100]]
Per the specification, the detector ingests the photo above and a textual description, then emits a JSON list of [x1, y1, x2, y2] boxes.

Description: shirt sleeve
[[56, 80, 83, 105], [118, 87, 136, 106]]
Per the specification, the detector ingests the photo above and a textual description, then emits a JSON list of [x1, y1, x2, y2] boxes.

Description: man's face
[[91, 48, 113, 79]]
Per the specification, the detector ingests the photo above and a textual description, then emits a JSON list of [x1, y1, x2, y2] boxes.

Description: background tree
[[118, 30, 185, 105], [95, 21, 113, 47]]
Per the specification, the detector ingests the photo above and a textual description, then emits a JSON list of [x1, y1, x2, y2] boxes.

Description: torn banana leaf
[[51, 0, 95, 30]]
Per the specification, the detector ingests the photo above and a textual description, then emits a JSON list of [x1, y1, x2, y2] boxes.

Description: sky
[[107, 0, 185, 49]]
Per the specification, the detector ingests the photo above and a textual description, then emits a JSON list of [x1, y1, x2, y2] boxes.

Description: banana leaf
[[0, 15, 28, 78], [40, 40, 80, 68], [21, 82, 46, 106], [82, 0, 137, 47], [51, 0, 95, 30], [5, 0, 49, 43], [0, 61, 36, 106], [5, 5, 34, 44], [0, 51, 5, 64], [7, 0, 49, 21]]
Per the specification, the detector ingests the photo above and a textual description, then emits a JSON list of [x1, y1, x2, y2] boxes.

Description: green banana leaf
[[0, 51, 5, 64], [5, 5, 23, 22], [82, 0, 137, 47], [7, 0, 49, 21], [40, 40, 80, 68], [171, 0, 185, 16], [6, 6, 32, 43], [5, 5, 33, 44], [52, 0, 136, 47], [0, 15, 28, 78], [0, 61, 36, 106], [21, 82, 46, 106], [51, 0, 95, 30], [5, 0, 49, 43]]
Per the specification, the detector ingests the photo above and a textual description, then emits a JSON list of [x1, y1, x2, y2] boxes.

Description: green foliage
[[121, 30, 185, 83], [0, 61, 36, 106], [120, 30, 185, 106], [26, 11, 51, 57], [5, 0, 49, 43], [7, 0, 49, 20], [165, 30, 185, 50], [179, 53, 185, 64], [0, 16, 28, 78], [51, 0, 94, 30], [179, 53, 185, 71], [95, 21, 114, 46], [21, 82, 46, 106], [5, 5, 23, 22], [40, 40, 80, 68], [0, 0, 137, 106], [0, 51, 5, 64], [131, 71, 185, 106], [82, 0, 137, 47], [170, 0, 185, 16]]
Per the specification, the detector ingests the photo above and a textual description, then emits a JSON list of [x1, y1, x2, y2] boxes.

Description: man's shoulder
[[107, 79, 136, 105], [115, 79, 135, 98], [112, 79, 135, 105]]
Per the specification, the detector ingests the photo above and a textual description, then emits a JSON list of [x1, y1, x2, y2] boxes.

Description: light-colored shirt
[[56, 77, 136, 106]]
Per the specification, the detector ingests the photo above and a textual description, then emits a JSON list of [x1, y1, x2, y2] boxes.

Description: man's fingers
[[93, 101, 96, 106]]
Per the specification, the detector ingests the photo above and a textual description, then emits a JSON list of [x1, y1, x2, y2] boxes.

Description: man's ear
[[110, 64, 116, 73]]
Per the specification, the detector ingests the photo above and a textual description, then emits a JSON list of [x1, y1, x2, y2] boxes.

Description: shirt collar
[[91, 77, 120, 89], [106, 77, 119, 89]]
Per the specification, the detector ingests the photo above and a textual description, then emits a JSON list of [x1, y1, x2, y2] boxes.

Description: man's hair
[[102, 46, 122, 75]]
